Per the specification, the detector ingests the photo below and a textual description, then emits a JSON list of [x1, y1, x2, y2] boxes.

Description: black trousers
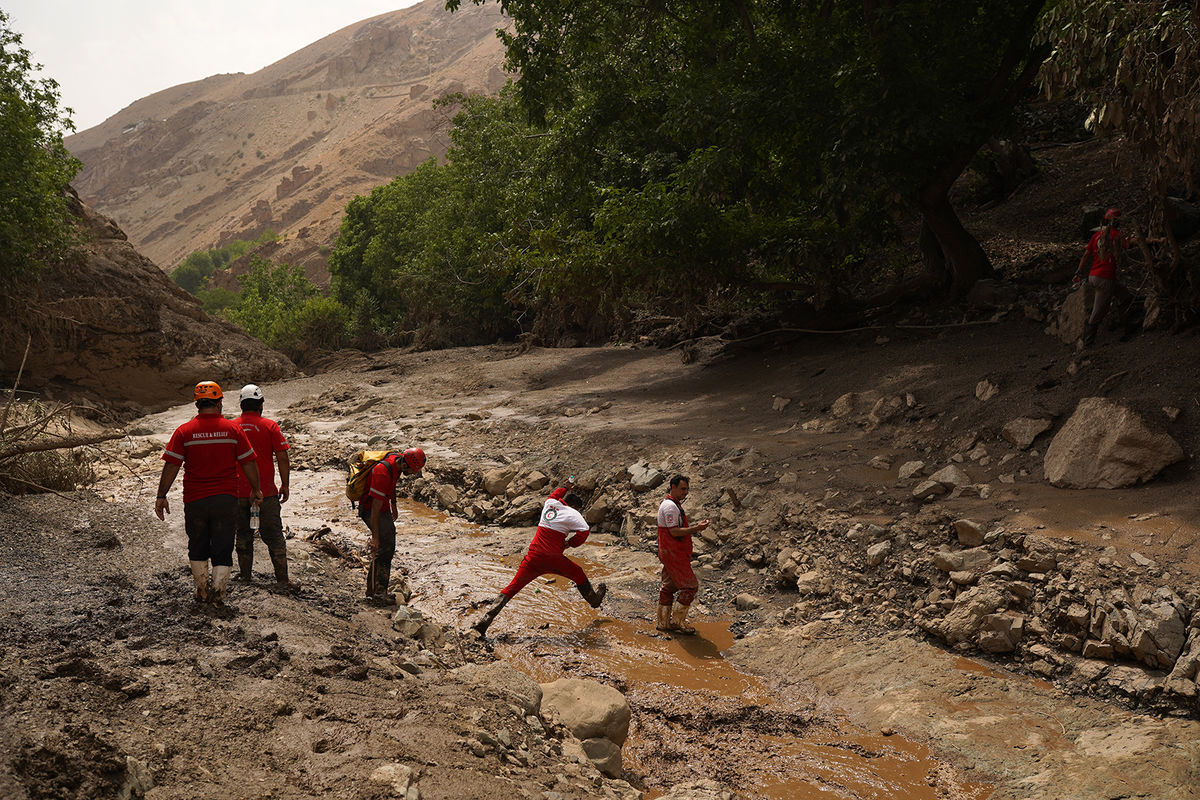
[[358, 504, 396, 595], [184, 494, 237, 567]]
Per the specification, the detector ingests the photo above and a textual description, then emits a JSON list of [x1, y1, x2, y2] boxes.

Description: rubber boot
[[670, 603, 696, 635], [656, 603, 674, 632], [366, 563, 396, 606], [472, 593, 511, 635], [236, 551, 254, 583], [1082, 322, 1098, 346], [210, 566, 232, 607], [577, 580, 608, 609], [270, 551, 301, 593], [189, 561, 210, 603]]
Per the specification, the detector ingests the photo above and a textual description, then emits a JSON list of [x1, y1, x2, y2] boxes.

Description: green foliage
[[169, 230, 277, 292], [0, 10, 81, 288]]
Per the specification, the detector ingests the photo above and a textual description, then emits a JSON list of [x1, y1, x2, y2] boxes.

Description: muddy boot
[[1082, 322, 1098, 346], [236, 551, 254, 583], [269, 552, 301, 594], [189, 561, 210, 603], [210, 566, 232, 607], [670, 603, 696, 635], [472, 593, 511, 636], [656, 603, 674, 632], [577, 580, 608, 609]]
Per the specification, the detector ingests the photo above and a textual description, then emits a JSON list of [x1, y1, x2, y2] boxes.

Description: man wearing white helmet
[[232, 384, 298, 592]]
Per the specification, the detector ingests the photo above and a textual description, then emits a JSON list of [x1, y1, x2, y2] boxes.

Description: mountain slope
[[66, 0, 507, 283]]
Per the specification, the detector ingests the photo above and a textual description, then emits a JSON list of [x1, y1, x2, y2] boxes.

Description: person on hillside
[[358, 448, 426, 605], [156, 381, 262, 607], [232, 384, 298, 592], [472, 484, 608, 635], [655, 474, 710, 635], [1073, 207, 1136, 346]]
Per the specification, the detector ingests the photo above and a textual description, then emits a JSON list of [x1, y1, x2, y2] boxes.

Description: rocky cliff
[[65, 0, 507, 284]]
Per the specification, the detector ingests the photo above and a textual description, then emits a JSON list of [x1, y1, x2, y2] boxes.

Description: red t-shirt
[[362, 455, 401, 513], [1085, 229, 1128, 280], [656, 495, 692, 562], [162, 414, 256, 503], [232, 412, 289, 498]]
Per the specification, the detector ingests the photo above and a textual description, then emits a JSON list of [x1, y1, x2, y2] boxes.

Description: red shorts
[[502, 550, 587, 597], [659, 549, 698, 606]]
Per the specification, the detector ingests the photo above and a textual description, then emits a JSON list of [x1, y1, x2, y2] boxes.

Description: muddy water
[[280, 471, 992, 799]]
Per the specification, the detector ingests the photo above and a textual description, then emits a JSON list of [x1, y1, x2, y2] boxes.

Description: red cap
[[1104, 207, 1121, 221]]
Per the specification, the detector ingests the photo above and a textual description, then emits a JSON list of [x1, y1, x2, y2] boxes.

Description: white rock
[[1001, 417, 1052, 450], [1044, 397, 1184, 489], [540, 678, 631, 745]]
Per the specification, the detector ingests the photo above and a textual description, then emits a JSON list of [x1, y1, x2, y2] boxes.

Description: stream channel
[[287, 471, 993, 800]]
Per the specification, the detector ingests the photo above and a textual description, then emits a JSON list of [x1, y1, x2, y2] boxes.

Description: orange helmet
[[401, 447, 426, 474], [194, 381, 223, 401], [1104, 207, 1121, 221]]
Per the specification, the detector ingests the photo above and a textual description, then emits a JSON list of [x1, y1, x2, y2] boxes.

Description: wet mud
[[286, 470, 990, 799]]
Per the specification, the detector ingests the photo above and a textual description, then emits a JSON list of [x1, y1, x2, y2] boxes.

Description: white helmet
[[240, 384, 264, 402]]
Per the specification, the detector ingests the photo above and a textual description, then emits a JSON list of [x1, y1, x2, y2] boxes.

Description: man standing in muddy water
[[472, 483, 608, 635], [656, 475, 710, 635], [155, 381, 262, 607], [359, 448, 426, 605], [232, 384, 299, 592]]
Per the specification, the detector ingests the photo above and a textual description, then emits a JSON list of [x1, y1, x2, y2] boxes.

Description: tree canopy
[[0, 9, 80, 288]]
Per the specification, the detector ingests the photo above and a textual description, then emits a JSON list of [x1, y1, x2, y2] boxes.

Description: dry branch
[[0, 430, 125, 462]]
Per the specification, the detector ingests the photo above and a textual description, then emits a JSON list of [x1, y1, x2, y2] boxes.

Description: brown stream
[[290, 473, 992, 799]]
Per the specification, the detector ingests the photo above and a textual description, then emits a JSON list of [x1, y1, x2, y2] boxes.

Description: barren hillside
[[65, 0, 507, 283]]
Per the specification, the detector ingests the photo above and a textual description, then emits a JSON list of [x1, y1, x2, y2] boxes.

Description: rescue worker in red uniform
[[359, 448, 425, 605], [1073, 207, 1142, 345], [656, 474, 710, 635], [156, 381, 262, 607], [232, 384, 298, 591], [472, 485, 608, 635]]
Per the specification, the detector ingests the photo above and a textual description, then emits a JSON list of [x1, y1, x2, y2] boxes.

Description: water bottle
[[250, 504, 260, 532]]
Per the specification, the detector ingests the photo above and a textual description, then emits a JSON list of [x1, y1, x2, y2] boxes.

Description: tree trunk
[[918, 186, 995, 297]]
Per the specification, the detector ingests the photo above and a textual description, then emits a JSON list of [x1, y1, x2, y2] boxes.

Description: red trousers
[[659, 550, 698, 606], [502, 550, 587, 597]]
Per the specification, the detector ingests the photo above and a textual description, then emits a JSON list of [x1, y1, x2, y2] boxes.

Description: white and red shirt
[[657, 495, 692, 561], [527, 487, 590, 556], [162, 414, 256, 503], [232, 411, 289, 498]]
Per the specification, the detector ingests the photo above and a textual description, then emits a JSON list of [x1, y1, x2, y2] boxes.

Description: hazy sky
[[4, 0, 424, 132]]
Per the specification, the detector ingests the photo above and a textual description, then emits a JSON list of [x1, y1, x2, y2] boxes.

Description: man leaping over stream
[[472, 482, 608, 635]]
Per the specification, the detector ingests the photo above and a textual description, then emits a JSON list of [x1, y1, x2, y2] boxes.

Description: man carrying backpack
[[358, 448, 426, 605], [472, 483, 607, 635], [232, 384, 298, 592], [155, 381, 262, 607]]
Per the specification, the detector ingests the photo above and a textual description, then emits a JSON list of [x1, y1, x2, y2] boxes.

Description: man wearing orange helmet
[[156, 381, 263, 607], [358, 447, 425, 605]]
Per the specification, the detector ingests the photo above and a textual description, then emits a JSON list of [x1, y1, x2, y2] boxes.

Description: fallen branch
[[0, 430, 125, 462]]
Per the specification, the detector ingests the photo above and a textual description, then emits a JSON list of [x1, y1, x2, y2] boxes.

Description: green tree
[[0, 9, 80, 287], [450, 0, 1050, 296]]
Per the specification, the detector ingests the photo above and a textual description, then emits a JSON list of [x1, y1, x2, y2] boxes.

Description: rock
[[953, 519, 985, 547], [897, 460, 925, 481], [540, 678, 631, 745], [975, 379, 999, 402], [120, 756, 154, 800], [1001, 417, 1052, 450], [497, 496, 543, 525], [392, 606, 426, 637], [831, 391, 881, 420], [734, 593, 762, 611], [929, 464, 971, 489], [936, 585, 1008, 645], [657, 780, 735, 800], [583, 494, 611, 525], [581, 737, 622, 778], [435, 484, 460, 509], [628, 461, 665, 493], [933, 546, 992, 574], [772, 396, 792, 412], [1129, 551, 1156, 568], [1163, 406, 1182, 422], [1016, 535, 1058, 573], [1082, 640, 1114, 660], [912, 480, 947, 501], [978, 613, 1024, 653], [1044, 397, 1185, 488], [868, 395, 905, 426], [868, 455, 891, 470], [793, 570, 832, 596], [865, 541, 891, 567], [370, 763, 415, 796], [1130, 601, 1187, 669], [455, 662, 543, 716], [482, 464, 520, 496]]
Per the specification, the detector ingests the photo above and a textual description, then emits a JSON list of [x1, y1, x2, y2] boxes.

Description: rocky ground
[[6, 293, 1200, 798]]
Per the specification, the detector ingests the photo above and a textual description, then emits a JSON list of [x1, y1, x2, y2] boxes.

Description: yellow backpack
[[346, 450, 397, 507]]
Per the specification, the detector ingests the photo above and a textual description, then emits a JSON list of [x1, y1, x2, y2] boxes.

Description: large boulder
[[540, 678, 631, 745], [1044, 398, 1184, 488], [455, 661, 542, 716], [628, 461, 665, 492], [497, 496, 543, 525], [481, 464, 520, 496]]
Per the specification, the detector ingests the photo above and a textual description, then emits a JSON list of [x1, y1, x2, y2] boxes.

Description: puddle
[[282, 472, 992, 799]]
